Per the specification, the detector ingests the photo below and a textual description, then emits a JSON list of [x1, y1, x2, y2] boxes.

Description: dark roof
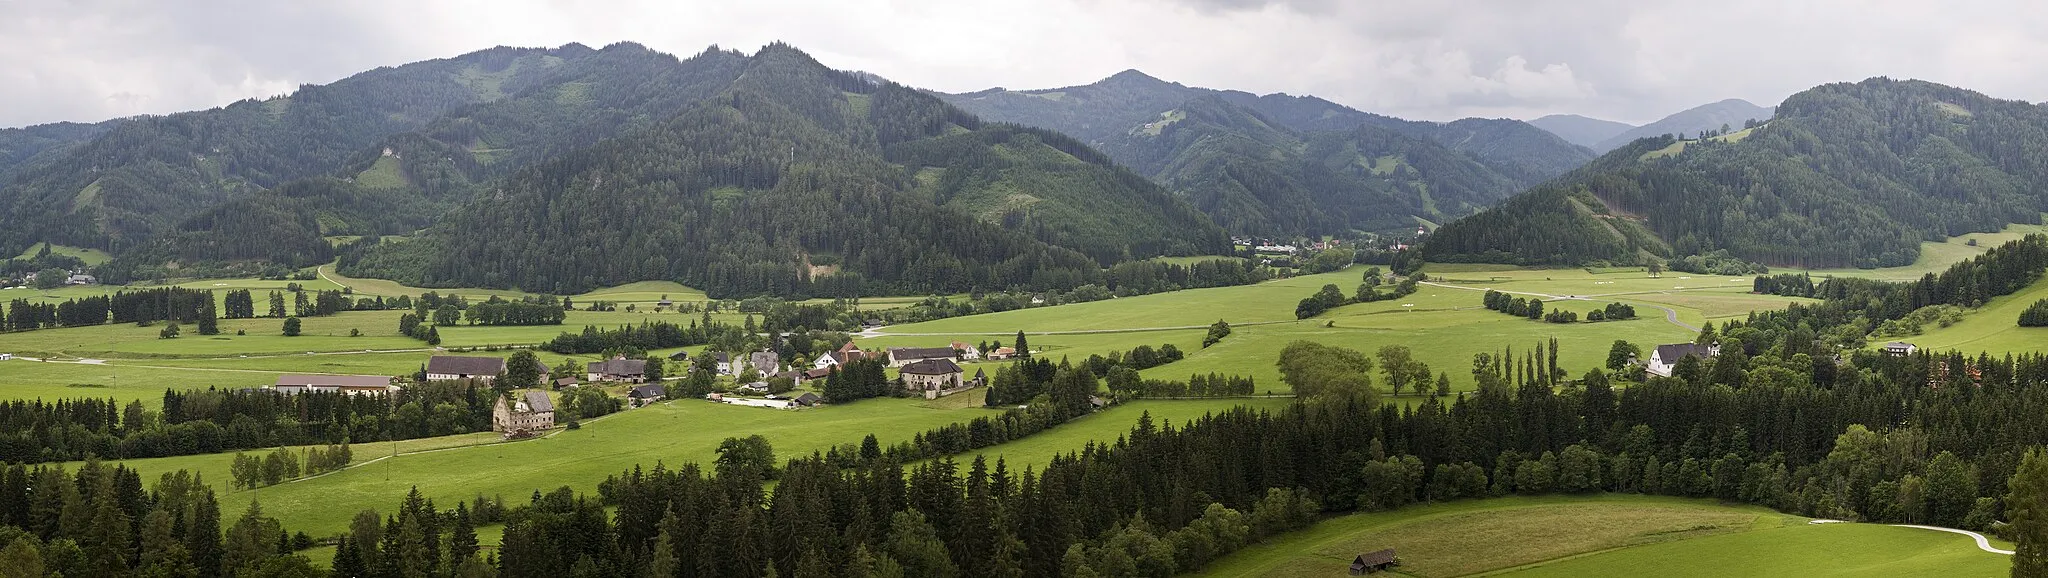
[[274, 374, 391, 388], [974, 368, 987, 379], [714, 352, 731, 363], [590, 359, 648, 376], [669, 350, 690, 360], [791, 392, 820, 405], [554, 377, 579, 386], [890, 347, 956, 361], [1353, 549, 1396, 567], [1653, 343, 1716, 362], [427, 355, 506, 376], [900, 358, 963, 375], [1885, 341, 1916, 349], [751, 351, 780, 369], [802, 367, 833, 379], [522, 391, 555, 413], [629, 384, 665, 398]]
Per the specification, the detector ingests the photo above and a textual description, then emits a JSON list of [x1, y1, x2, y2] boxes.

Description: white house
[[951, 341, 982, 361], [273, 374, 398, 395], [1645, 343, 1720, 378], [1883, 342, 1918, 357]]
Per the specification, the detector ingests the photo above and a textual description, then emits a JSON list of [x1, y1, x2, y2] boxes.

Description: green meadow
[[1895, 273, 2048, 356], [11, 242, 113, 265], [1195, 494, 2009, 577], [107, 395, 1003, 537]]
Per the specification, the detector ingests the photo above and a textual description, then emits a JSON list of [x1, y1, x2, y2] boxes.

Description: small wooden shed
[[1350, 549, 1397, 575]]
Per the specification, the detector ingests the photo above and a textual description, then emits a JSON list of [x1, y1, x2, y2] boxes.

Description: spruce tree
[[2010, 448, 2048, 577]]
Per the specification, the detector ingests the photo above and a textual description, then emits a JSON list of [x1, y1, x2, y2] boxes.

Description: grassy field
[[1505, 521, 2008, 577], [1898, 274, 2048, 356], [1796, 220, 2048, 281], [12, 242, 113, 265], [1195, 494, 2009, 577], [108, 395, 1008, 537]]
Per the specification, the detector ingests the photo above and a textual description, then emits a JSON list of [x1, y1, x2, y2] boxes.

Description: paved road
[[1418, 280, 1700, 333], [1891, 524, 2014, 555]]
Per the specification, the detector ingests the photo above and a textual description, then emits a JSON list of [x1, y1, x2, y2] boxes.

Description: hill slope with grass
[[340, 44, 1228, 297], [1426, 78, 2048, 269], [939, 70, 1592, 236]]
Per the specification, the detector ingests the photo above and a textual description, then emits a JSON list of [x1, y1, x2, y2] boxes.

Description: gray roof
[[522, 391, 555, 413], [274, 374, 390, 388], [751, 351, 780, 371], [629, 384, 665, 398], [1654, 343, 1717, 362], [889, 347, 956, 362], [590, 359, 648, 376], [427, 355, 506, 376], [900, 358, 963, 375], [669, 350, 690, 360]]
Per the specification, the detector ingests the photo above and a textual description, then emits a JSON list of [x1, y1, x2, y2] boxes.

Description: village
[[266, 339, 1017, 439]]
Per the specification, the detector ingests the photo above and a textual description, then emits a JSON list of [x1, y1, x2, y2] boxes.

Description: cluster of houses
[[1641, 340, 1922, 379]]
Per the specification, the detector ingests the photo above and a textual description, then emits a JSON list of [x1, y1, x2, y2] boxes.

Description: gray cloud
[[2, 0, 2046, 127]]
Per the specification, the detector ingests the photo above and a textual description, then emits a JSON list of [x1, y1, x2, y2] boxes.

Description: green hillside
[[939, 70, 1593, 236], [341, 44, 1227, 297], [1426, 78, 2048, 270]]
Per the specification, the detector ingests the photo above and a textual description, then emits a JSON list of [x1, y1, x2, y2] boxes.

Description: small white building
[[1645, 343, 1720, 378], [1883, 341, 1918, 357], [273, 374, 398, 395]]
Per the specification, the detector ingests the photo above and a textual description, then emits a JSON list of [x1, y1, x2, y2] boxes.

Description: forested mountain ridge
[[95, 43, 759, 279], [1591, 98, 1775, 153], [0, 120, 120, 184], [1425, 78, 2048, 269], [939, 70, 1592, 236], [339, 43, 1227, 296], [0, 45, 605, 257], [1091, 95, 1522, 234]]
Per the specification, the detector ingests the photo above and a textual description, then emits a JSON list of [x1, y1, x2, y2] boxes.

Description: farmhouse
[[900, 358, 965, 396], [1645, 343, 1720, 378], [951, 341, 982, 361], [668, 350, 689, 362], [887, 346, 957, 367], [628, 384, 665, 406], [813, 343, 867, 369], [553, 377, 579, 389], [750, 351, 781, 375], [989, 346, 1018, 360], [789, 392, 821, 407], [1350, 549, 1398, 574], [272, 374, 397, 395], [491, 391, 555, 433], [713, 352, 734, 375], [427, 355, 508, 382], [65, 274, 97, 285], [1884, 341, 1918, 357], [587, 358, 649, 382]]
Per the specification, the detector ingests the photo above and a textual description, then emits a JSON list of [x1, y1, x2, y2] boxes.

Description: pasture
[[109, 394, 1008, 537], [1897, 273, 2048, 357], [1195, 494, 2009, 577], [1795, 220, 2048, 281]]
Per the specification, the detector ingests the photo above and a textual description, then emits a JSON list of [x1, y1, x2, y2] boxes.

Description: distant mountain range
[[939, 70, 1594, 236], [1527, 99, 1776, 153], [1427, 79, 2048, 270]]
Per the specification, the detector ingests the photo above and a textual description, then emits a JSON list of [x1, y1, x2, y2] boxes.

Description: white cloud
[[1, 0, 2046, 127]]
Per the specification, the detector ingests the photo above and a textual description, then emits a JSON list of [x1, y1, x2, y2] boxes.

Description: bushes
[[1482, 291, 1634, 323]]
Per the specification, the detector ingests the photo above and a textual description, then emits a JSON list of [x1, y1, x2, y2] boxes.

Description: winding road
[[1891, 524, 2014, 555]]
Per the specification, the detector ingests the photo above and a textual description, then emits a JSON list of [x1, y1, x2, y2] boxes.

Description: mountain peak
[[1101, 69, 1169, 87]]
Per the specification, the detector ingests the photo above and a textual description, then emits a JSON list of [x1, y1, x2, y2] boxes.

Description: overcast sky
[[6, 0, 2047, 128]]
